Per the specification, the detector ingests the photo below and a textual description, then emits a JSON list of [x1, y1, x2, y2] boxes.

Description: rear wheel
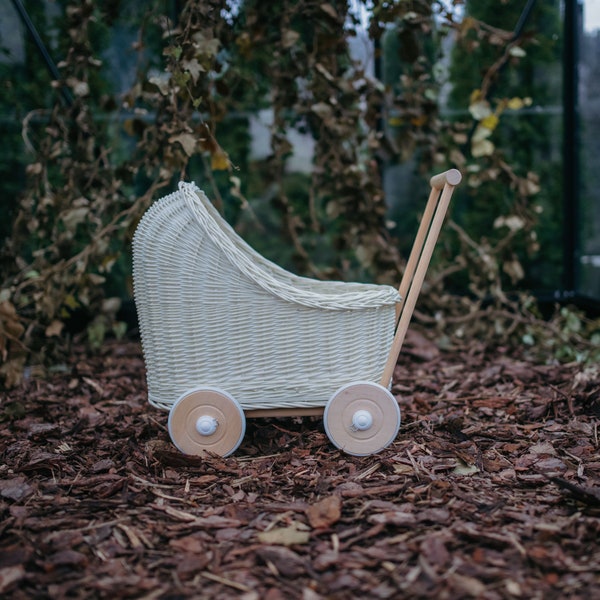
[[324, 381, 401, 456]]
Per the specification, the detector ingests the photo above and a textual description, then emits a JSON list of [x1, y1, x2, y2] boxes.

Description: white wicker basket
[[133, 170, 461, 456], [133, 181, 401, 412]]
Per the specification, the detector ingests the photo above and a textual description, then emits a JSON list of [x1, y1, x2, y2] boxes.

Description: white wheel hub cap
[[196, 415, 218, 436], [352, 409, 373, 431]]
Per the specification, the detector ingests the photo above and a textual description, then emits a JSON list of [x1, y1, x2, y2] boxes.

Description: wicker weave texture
[[133, 182, 401, 411]]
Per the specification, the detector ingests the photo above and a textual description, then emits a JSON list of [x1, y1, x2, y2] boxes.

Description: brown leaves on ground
[[0, 337, 599, 598], [306, 495, 342, 530]]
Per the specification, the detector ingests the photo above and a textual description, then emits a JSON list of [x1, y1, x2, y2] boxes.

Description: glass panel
[[580, 0, 600, 298], [382, 2, 565, 294]]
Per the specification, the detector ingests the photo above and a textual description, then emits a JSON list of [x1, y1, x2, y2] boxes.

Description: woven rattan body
[[133, 182, 401, 411]]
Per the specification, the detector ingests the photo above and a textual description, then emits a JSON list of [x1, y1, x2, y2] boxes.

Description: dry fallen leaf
[[0, 566, 25, 594], [0, 478, 34, 502], [306, 495, 342, 529], [453, 457, 479, 476], [257, 546, 307, 577], [257, 523, 310, 546], [169, 132, 197, 157], [45, 320, 64, 337]]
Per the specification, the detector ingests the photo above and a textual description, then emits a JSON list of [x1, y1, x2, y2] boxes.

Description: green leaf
[[87, 319, 106, 349], [522, 333, 535, 346], [164, 45, 182, 60], [112, 321, 127, 340], [509, 46, 526, 58]]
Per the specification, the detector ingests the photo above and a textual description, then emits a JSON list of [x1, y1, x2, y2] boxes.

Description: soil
[[1, 331, 599, 599]]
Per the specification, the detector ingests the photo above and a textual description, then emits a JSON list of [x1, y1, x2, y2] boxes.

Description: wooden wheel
[[168, 387, 246, 457], [324, 381, 401, 456]]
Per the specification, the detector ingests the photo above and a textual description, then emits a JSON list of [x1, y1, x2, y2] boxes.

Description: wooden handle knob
[[430, 169, 462, 189]]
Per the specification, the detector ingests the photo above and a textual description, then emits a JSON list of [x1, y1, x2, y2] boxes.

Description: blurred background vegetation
[[0, 0, 599, 386]]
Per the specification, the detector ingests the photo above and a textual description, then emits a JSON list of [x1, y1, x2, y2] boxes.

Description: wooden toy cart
[[132, 169, 461, 457]]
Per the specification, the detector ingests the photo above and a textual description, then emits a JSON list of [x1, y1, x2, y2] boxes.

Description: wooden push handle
[[380, 169, 462, 388], [430, 168, 462, 190]]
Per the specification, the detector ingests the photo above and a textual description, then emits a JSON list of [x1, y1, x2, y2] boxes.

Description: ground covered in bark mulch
[[1, 332, 599, 599]]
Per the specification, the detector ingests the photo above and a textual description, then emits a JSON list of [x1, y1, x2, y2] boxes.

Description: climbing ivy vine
[[0, 0, 597, 387]]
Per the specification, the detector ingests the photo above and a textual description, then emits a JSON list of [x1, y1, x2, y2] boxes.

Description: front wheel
[[168, 387, 246, 457], [323, 381, 401, 456]]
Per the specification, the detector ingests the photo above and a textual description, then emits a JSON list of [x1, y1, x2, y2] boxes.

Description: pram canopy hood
[[177, 182, 401, 310]]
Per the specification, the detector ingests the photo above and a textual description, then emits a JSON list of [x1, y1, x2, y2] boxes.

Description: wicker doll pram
[[133, 170, 461, 456]]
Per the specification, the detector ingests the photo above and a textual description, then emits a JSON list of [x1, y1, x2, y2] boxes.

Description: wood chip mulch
[[1, 331, 599, 599]]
